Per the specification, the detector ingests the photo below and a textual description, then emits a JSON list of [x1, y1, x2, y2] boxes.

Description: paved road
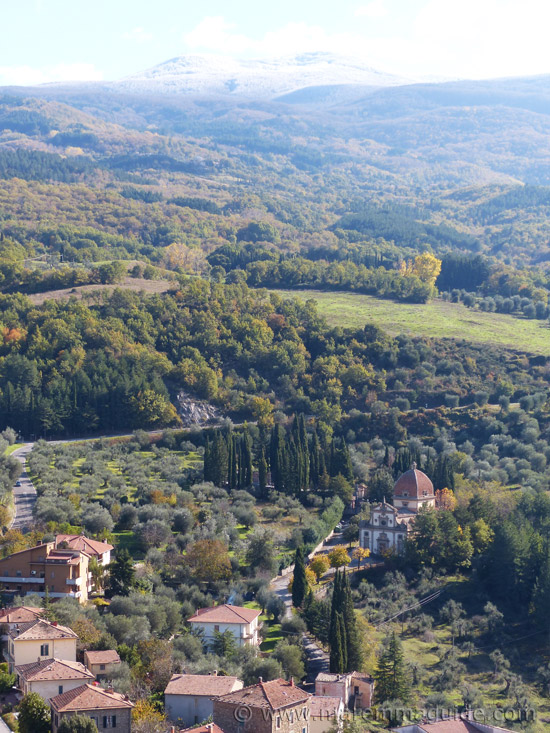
[[9, 443, 37, 531]]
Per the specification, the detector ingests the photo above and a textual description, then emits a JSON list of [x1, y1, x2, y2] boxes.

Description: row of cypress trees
[[204, 427, 253, 489], [329, 570, 363, 673], [204, 415, 354, 497]]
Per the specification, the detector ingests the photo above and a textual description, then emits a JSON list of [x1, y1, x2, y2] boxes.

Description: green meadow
[[272, 289, 550, 355]]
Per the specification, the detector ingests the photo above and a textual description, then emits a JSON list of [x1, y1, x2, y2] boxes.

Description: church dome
[[393, 463, 434, 499]]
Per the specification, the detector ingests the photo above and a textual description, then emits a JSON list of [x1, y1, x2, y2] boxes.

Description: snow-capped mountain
[[113, 52, 414, 99]]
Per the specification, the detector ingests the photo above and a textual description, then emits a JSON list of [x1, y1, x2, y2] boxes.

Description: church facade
[[359, 464, 436, 555]]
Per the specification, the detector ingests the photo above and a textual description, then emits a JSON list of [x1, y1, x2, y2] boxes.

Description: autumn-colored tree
[[435, 488, 457, 511], [412, 252, 442, 286], [328, 546, 351, 569], [132, 699, 166, 733], [353, 546, 370, 569], [310, 555, 330, 582], [185, 539, 232, 582], [72, 616, 102, 650]]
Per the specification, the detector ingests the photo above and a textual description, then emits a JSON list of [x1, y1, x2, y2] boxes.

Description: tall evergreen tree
[[292, 546, 307, 609], [330, 610, 345, 673], [258, 446, 268, 498], [341, 571, 363, 671], [374, 632, 410, 703]]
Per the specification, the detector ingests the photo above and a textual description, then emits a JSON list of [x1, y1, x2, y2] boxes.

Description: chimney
[[258, 676, 263, 683], [290, 677, 294, 687], [51, 621, 58, 627]]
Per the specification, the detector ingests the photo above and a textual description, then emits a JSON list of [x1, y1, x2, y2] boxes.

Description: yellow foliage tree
[[412, 253, 442, 286], [309, 554, 330, 581], [353, 546, 371, 569], [328, 545, 351, 569]]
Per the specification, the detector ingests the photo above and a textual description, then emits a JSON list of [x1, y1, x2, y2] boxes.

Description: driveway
[[9, 443, 37, 531]]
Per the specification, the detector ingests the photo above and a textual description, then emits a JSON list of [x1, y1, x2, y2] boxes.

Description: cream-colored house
[[187, 605, 261, 650], [16, 658, 94, 701], [6, 619, 78, 673], [83, 650, 121, 680]]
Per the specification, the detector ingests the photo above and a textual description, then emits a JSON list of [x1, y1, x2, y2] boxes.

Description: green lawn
[[4, 443, 24, 456], [271, 289, 550, 355]]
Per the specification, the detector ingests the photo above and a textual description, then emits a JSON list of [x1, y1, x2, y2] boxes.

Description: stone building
[[359, 464, 435, 555], [213, 677, 310, 733], [50, 683, 134, 733]]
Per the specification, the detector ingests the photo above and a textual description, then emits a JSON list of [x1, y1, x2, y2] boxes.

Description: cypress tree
[[342, 570, 363, 672], [258, 446, 267, 497], [242, 429, 253, 487], [292, 547, 307, 609], [329, 610, 345, 673]]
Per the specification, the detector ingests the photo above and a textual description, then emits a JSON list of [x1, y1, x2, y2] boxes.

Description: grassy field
[[272, 289, 550, 355], [28, 276, 176, 305]]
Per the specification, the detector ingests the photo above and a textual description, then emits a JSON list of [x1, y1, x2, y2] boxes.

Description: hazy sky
[[1, 0, 549, 85]]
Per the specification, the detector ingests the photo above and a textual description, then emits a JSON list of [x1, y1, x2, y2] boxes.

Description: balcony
[[66, 577, 82, 586], [0, 576, 44, 584]]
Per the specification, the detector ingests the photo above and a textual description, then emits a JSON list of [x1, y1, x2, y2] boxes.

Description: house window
[[51, 571, 55, 578], [40, 643, 49, 656], [16, 570, 21, 577], [276, 715, 281, 728], [289, 711, 294, 723], [380, 519, 387, 526], [103, 715, 117, 728], [214, 625, 220, 632], [58, 685, 63, 695], [54, 714, 58, 726], [3, 571, 8, 577]]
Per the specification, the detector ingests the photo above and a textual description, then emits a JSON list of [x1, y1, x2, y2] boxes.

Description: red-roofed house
[[165, 673, 243, 727], [178, 724, 226, 733], [187, 605, 261, 649], [83, 650, 121, 679], [392, 718, 515, 733], [213, 678, 310, 733], [310, 695, 344, 733], [16, 658, 94, 701], [50, 683, 134, 733], [55, 535, 113, 567], [7, 619, 78, 673], [0, 542, 91, 602]]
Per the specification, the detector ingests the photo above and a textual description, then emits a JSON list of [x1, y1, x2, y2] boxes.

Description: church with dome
[[359, 463, 436, 555]]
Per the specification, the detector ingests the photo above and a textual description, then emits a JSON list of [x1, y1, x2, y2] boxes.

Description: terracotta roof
[[16, 658, 94, 682], [310, 696, 343, 718], [315, 672, 349, 683], [393, 465, 434, 499], [165, 674, 241, 697], [9, 619, 78, 641], [50, 684, 134, 712], [0, 607, 43, 623], [179, 725, 226, 733], [393, 720, 512, 733], [56, 534, 114, 556], [188, 604, 260, 625], [84, 650, 121, 665], [214, 678, 310, 710]]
